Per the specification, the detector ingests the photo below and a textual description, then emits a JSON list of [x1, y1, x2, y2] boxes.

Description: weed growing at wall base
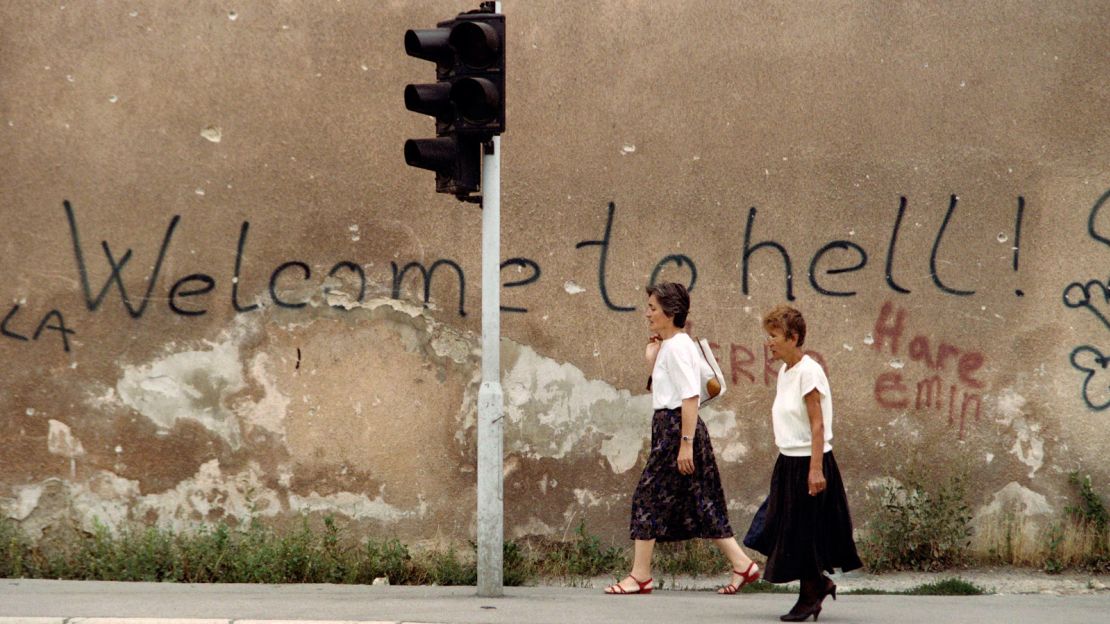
[[1065, 472, 1109, 538], [0, 515, 566, 586], [526, 521, 628, 578], [976, 471, 1110, 573], [0, 516, 754, 586], [860, 472, 973, 572], [0, 515, 1027, 595], [1046, 472, 1110, 573], [846, 578, 986, 595], [0, 516, 505, 585], [654, 538, 731, 577], [0, 516, 33, 578]]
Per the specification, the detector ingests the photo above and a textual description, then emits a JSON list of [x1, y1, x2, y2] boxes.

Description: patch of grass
[[860, 472, 972, 572], [0, 516, 634, 586], [532, 521, 628, 578], [360, 537, 417, 584], [1036, 472, 1110, 574], [0, 514, 531, 586], [1066, 472, 1110, 533], [655, 538, 730, 576], [905, 577, 986, 595], [1063, 472, 1110, 572], [845, 577, 986, 596], [974, 471, 1110, 574], [0, 516, 34, 578], [418, 547, 478, 585], [841, 587, 897, 595], [0, 513, 1006, 600], [0, 513, 1000, 594], [737, 580, 795, 593], [976, 511, 1043, 568], [1043, 521, 1067, 575], [502, 539, 535, 586]]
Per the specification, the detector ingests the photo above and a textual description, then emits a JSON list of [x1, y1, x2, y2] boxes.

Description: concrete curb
[[0, 620, 408, 624]]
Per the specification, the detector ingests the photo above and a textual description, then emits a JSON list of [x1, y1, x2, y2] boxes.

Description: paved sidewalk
[[1, 576, 1109, 624], [658, 566, 1110, 595]]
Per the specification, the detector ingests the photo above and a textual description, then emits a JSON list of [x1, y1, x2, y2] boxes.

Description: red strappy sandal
[[718, 561, 760, 594], [604, 574, 654, 595]]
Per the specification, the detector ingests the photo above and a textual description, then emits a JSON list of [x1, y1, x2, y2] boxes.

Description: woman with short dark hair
[[749, 304, 862, 621], [604, 282, 760, 596]]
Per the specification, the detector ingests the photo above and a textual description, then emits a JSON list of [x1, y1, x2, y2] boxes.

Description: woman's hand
[[808, 467, 827, 496], [678, 396, 699, 475], [645, 334, 662, 366], [677, 441, 695, 474]]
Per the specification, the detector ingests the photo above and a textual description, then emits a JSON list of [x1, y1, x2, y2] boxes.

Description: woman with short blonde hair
[[748, 304, 862, 621]]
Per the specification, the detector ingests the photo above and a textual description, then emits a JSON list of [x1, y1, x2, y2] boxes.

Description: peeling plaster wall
[[2, 1, 1110, 548], [503, 343, 745, 476]]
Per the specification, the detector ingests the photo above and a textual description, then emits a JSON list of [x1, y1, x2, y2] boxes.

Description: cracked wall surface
[[2, 1, 1109, 547]]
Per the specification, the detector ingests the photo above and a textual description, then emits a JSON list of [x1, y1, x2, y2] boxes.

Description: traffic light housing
[[403, 4, 505, 202]]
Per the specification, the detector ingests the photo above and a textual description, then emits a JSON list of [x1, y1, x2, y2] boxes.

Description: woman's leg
[[605, 539, 656, 593], [631, 538, 656, 580], [712, 537, 759, 592]]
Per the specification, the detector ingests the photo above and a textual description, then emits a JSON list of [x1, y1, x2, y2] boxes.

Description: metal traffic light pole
[[474, 0, 504, 597], [476, 130, 503, 597], [475, 1, 504, 598]]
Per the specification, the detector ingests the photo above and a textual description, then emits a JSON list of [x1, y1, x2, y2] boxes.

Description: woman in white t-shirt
[[604, 282, 760, 596], [745, 305, 862, 621]]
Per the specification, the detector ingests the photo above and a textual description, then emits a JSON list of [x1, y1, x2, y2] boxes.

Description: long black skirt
[[747, 451, 863, 583], [750, 448, 861, 581], [629, 408, 734, 542]]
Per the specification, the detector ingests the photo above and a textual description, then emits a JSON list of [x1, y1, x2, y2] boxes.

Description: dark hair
[[645, 282, 690, 328], [762, 304, 806, 347]]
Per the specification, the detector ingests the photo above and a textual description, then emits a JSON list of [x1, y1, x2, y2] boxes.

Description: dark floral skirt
[[629, 408, 734, 542], [746, 451, 863, 583]]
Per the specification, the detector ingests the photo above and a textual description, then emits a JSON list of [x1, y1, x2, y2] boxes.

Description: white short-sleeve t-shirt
[[771, 355, 833, 456], [652, 332, 702, 410]]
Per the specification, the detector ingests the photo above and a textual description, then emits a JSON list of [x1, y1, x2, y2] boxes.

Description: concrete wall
[[2, 0, 1108, 548]]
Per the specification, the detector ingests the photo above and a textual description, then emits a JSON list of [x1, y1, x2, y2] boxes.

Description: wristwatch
[[681, 435, 694, 443]]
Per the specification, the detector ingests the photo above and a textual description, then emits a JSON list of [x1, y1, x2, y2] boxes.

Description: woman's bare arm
[[804, 389, 827, 496]]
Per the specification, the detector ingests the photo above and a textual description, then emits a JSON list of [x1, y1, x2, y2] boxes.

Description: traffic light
[[404, 3, 505, 202]]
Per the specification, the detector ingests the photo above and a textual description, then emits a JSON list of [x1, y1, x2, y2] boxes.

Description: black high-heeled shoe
[[781, 577, 829, 621], [780, 603, 821, 622]]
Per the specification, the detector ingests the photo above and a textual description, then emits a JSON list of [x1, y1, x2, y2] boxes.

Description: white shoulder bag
[[696, 338, 726, 403]]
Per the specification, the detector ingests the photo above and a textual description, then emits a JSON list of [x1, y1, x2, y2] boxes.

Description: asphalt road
[[1, 579, 1109, 624]]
